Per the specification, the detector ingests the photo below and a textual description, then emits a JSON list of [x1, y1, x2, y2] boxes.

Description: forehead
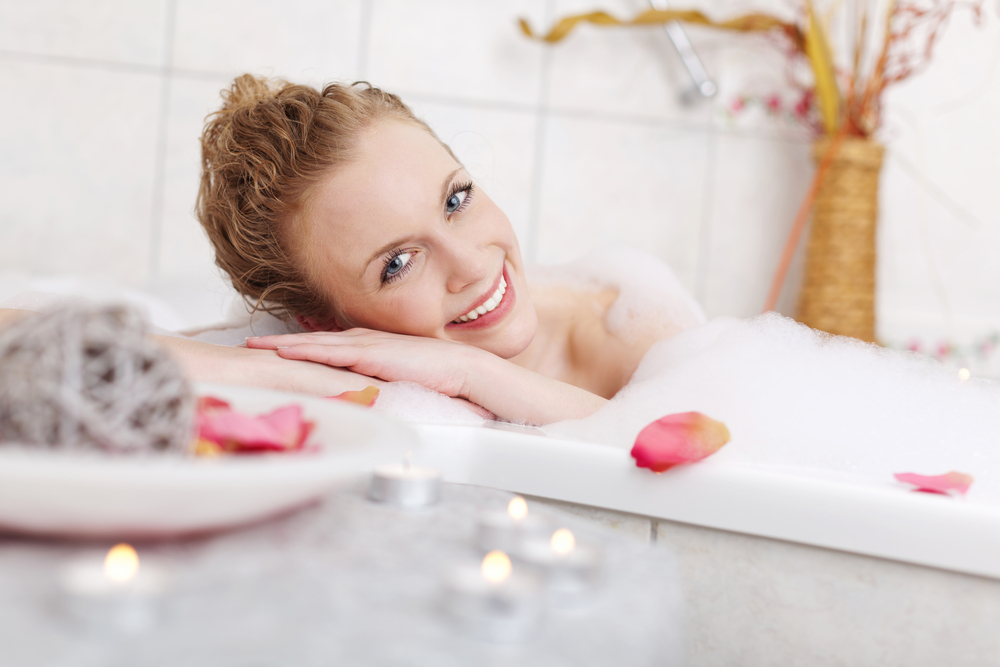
[[299, 120, 460, 274]]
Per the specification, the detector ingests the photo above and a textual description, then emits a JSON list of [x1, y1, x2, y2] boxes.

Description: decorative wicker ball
[[0, 305, 194, 453]]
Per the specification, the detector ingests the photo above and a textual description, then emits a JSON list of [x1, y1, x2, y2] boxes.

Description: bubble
[[528, 245, 706, 345], [546, 313, 1000, 503]]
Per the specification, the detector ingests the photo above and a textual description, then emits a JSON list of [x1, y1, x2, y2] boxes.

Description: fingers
[[276, 343, 366, 369], [247, 328, 378, 350]]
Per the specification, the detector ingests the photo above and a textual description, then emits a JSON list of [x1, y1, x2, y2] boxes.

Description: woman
[[1, 75, 702, 425]]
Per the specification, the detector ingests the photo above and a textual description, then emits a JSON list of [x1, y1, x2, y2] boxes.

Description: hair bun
[[218, 73, 286, 114]]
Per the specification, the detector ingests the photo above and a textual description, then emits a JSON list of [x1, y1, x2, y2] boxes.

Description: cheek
[[347, 287, 444, 335]]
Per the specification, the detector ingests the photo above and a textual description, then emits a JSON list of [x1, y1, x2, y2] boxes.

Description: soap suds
[[529, 245, 705, 344], [545, 313, 1000, 502], [372, 381, 486, 425]]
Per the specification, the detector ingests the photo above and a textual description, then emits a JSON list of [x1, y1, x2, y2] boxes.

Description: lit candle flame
[[550, 528, 576, 555], [959, 368, 971, 381], [104, 543, 139, 582], [507, 496, 527, 520], [481, 550, 512, 583]]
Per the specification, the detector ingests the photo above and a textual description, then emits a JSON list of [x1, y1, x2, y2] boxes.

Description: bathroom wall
[[0, 0, 997, 371]]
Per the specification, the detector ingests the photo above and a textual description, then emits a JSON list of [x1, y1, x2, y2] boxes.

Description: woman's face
[[296, 119, 537, 359]]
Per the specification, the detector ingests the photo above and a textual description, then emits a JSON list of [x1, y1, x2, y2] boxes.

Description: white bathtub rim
[[412, 422, 1000, 581]]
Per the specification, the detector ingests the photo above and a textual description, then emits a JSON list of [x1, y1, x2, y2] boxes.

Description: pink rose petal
[[327, 386, 379, 407], [894, 471, 974, 497], [197, 396, 231, 412], [260, 405, 308, 449], [631, 412, 731, 473], [195, 399, 314, 454]]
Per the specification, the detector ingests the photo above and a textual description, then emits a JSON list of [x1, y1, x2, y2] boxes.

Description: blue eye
[[446, 182, 474, 215], [382, 251, 412, 283]]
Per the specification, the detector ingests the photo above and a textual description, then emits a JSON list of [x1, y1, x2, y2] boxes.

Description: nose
[[441, 236, 489, 294]]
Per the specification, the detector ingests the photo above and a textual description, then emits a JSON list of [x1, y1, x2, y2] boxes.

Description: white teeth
[[452, 275, 508, 324]]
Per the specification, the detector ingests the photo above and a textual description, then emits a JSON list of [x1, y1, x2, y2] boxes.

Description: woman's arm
[[1, 307, 378, 398], [152, 335, 382, 397], [0, 308, 30, 329], [2, 308, 495, 416], [246, 329, 607, 425]]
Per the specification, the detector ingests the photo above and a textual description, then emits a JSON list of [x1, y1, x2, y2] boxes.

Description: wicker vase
[[797, 137, 885, 343]]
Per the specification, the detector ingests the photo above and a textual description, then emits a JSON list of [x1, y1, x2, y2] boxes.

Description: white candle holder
[[444, 551, 543, 643], [517, 528, 603, 608], [476, 496, 550, 553], [368, 462, 442, 509], [59, 544, 168, 633]]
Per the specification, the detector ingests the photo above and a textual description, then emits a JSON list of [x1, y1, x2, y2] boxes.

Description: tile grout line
[[355, 0, 374, 80], [0, 50, 810, 143], [148, 0, 178, 284], [693, 129, 718, 307], [0, 49, 163, 75], [523, 0, 556, 264]]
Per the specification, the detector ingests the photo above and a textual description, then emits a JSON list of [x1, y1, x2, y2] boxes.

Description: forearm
[[0, 308, 32, 329], [153, 335, 380, 397], [3, 309, 381, 400], [462, 353, 607, 426]]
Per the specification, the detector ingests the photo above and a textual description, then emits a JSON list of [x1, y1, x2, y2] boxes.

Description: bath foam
[[528, 245, 706, 345], [545, 313, 1000, 503], [372, 381, 486, 425]]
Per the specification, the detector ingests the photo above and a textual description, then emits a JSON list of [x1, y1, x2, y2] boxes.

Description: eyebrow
[[362, 167, 463, 275]]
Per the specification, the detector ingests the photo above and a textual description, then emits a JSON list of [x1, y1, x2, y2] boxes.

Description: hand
[[246, 329, 477, 400], [246, 328, 607, 426]]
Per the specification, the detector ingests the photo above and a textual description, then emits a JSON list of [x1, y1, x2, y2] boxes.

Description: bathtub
[[412, 421, 1000, 665]]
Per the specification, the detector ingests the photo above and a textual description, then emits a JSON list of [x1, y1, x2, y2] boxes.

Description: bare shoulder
[[524, 283, 665, 399]]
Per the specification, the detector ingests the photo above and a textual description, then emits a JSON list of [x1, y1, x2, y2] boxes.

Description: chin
[[480, 304, 538, 359]]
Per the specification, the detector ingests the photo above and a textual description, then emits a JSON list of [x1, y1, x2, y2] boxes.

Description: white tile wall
[[0, 0, 998, 351], [0, 60, 161, 286], [702, 133, 812, 318], [546, 0, 711, 124], [0, 0, 169, 66], [153, 75, 240, 327], [173, 0, 364, 84], [366, 0, 549, 106], [535, 115, 710, 293], [408, 99, 539, 245]]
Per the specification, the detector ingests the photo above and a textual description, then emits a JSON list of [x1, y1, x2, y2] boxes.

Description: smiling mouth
[[452, 275, 507, 324]]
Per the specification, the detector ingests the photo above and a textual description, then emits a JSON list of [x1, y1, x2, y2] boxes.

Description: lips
[[446, 264, 515, 331], [452, 274, 506, 323]]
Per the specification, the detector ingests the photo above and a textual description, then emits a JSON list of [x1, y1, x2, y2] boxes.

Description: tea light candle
[[368, 455, 442, 509], [444, 550, 543, 643], [60, 543, 168, 633], [517, 528, 602, 607], [476, 496, 549, 553]]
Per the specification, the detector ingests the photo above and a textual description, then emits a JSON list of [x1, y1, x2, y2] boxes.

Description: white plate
[[0, 382, 417, 538]]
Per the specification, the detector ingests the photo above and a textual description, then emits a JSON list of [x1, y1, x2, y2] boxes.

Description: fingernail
[[246, 336, 259, 340]]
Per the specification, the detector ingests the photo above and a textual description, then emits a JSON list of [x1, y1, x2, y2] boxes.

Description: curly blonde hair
[[196, 74, 452, 321]]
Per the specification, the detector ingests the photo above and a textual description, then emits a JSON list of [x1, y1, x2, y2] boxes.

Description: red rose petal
[[894, 471, 974, 497], [631, 412, 731, 473]]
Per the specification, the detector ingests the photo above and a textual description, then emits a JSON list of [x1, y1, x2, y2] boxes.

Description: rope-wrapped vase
[[0, 305, 194, 453], [797, 137, 884, 343]]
